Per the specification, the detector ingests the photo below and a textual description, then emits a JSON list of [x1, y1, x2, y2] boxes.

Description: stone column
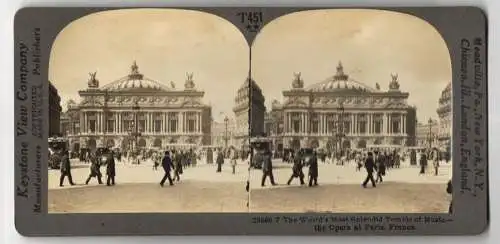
[[305, 112, 309, 135], [97, 112, 101, 134], [401, 114, 405, 134], [199, 112, 202, 133], [80, 111, 85, 134], [301, 113, 304, 134], [389, 114, 392, 135], [179, 112, 183, 133], [383, 113, 388, 135]]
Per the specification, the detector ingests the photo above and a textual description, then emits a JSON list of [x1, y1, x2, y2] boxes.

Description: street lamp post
[[428, 118, 433, 149], [129, 100, 142, 154], [224, 116, 229, 149], [336, 101, 345, 158]]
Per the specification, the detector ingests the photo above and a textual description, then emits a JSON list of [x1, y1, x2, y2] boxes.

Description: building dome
[[101, 61, 174, 92], [307, 61, 376, 93]]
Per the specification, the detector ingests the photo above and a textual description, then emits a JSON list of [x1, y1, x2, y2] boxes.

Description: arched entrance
[[392, 138, 401, 145], [326, 139, 335, 152], [310, 139, 319, 149], [342, 140, 351, 149], [357, 140, 367, 149], [106, 139, 115, 148], [137, 138, 147, 148], [169, 137, 178, 144], [87, 139, 97, 152], [72, 143, 80, 152], [186, 137, 195, 144], [290, 139, 301, 150], [153, 138, 162, 148], [121, 138, 131, 151]]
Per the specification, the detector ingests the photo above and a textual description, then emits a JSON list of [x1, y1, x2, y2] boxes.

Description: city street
[[49, 158, 452, 213], [249, 159, 452, 213], [48, 158, 250, 213]]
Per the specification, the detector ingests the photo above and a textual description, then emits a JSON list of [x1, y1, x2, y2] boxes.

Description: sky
[[251, 9, 451, 123], [49, 9, 249, 123]]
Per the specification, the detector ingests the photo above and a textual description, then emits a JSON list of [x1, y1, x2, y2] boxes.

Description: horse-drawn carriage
[[48, 137, 69, 169], [249, 137, 272, 169]]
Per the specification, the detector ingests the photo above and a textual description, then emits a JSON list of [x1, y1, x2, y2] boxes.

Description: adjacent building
[[63, 61, 211, 152], [49, 82, 62, 137], [267, 61, 416, 152], [211, 118, 237, 148], [233, 77, 266, 148], [437, 82, 451, 153], [415, 119, 439, 148]]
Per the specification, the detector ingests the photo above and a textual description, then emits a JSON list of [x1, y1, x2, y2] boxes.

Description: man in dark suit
[[261, 150, 277, 187], [308, 151, 319, 187], [85, 152, 103, 185], [160, 151, 174, 187], [287, 151, 305, 185], [216, 149, 224, 173], [59, 150, 75, 187], [362, 152, 377, 188], [446, 179, 453, 214], [106, 151, 116, 186]]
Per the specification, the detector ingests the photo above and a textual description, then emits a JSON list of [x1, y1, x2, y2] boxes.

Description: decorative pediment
[[284, 96, 308, 107], [163, 97, 179, 104], [80, 96, 103, 107], [385, 101, 408, 109], [181, 97, 202, 107]]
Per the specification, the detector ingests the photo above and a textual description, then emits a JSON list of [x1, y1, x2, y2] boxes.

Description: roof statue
[[184, 72, 195, 90], [87, 71, 99, 88], [389, 73, 400, 91], [170, 81, 176, 89], [292, 72, 304, 89], [375, 82, 380, 90], [128, 61, 143, 80], [333, 61, 348, 81]]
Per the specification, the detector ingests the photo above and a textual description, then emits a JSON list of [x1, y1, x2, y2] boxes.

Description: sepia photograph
[[249, 9, 453, 213], [47, 9, 251, 213]]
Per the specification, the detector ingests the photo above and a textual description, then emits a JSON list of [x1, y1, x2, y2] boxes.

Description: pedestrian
[[362, 152, 377, 188], [230, 147, 237, 174], [375, 152, 386, 183], [261, 150, 277, 187], [410, 149, 417, 165], [173, 151, 183, 181], [85, 152, 103, 185], [356, 153, 363, 171], [287, 151, 305, 185], [419, 152, 427, 175], [191, 150, 198, 167], [153, 152, 160, 171], [433, 150, 440, 176], [59, 150, 75, 187], [216, 149, 224, 173], [308, 151, 319, 187], [446, 179, 453, 214], [206, 148, 213, 164], [160, 151, 174, 187], [106, 151, 116, 186]]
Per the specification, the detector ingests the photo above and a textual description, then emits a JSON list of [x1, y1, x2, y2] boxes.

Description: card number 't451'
[[237, 12, 263, 33]]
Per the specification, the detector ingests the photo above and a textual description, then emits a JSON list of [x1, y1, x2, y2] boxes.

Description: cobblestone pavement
[[49, 158, 452, 213], [49, 158, 249, 213], [249, 159, 452, 213]]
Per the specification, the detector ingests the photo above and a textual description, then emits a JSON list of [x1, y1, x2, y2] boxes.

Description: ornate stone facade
[[437, 82, 451, 152], [49, 82, 62, 137], [64, 62, 211, 152], [415, 119, 439, 148], [211, 118, 236, 148], [269, 62, 416, 151]]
